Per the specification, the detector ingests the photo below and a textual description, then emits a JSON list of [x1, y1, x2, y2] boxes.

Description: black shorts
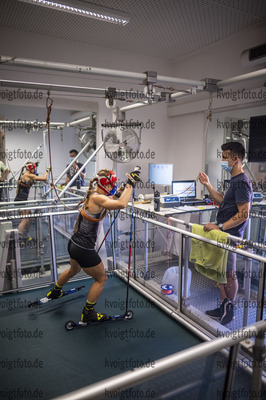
[[68, 240, 102, 268]]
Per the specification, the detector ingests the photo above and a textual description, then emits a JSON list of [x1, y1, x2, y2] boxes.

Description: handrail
[[0, 209, 80, 220], [0, 195, 84, 207], [52, 320, 266, 400], [1, 207, 265, 259], [0, 203, 82, 221], [168, 216, 266, 250], [119, 209, 266, 262], [0, 202, 83, 214], [0, 181, 46, 188]]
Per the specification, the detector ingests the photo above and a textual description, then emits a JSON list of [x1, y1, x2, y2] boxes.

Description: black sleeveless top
[[14, 180, 32, 201], [71, 205, 106, 250]]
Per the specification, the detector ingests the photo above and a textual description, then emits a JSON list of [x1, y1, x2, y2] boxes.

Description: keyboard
[[179, 199, 207, 206]]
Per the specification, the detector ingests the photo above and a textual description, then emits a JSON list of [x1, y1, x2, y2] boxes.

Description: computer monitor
[[149, 164, 173, 186], [172, 180, 196, 198]]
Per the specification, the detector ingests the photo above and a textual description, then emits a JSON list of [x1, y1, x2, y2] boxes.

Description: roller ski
[[28, 285, 85, 308], [65, 298, 133, 330], [65, 310, 134, 330]]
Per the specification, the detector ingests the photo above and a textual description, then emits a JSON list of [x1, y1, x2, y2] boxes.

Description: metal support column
[[222, 344, 239, 400], [48, 214, 58, 283]]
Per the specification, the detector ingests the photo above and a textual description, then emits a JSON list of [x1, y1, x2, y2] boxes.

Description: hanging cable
[[45, 91, 83, 210], [207, 92, 213, 122], [200, 92, 214, 197]]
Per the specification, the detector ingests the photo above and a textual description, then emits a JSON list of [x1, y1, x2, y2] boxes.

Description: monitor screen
[[149, 164, 173, 185], [172, 180, 196, 198], [248, 115, 266, 162]]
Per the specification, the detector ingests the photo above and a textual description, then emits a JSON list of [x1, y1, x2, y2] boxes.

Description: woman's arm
[[93, 184, 133, 210], [28, 170, 49, 182]]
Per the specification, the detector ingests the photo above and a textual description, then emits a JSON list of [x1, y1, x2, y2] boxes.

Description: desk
[[126, 202, 218, 260], [131, 201, 218, 217], [130, 202, 218, 227]]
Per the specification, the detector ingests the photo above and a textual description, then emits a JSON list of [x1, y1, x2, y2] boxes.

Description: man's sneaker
[[81, 306, 108, 323], [46, 286, 63, 299], [206, 306, 223, 320], [221, 300, 234, 325], [206, 298, 231, 321]]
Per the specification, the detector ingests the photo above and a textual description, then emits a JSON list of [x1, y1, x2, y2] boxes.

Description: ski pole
[[125, 187, 135, 314], [97, 210, 120, 253]]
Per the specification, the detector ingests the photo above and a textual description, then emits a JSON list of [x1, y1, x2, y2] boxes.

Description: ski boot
[[81, 301, 108, 323], [19, 232, 33, 247], [46, 284, 63, 299]]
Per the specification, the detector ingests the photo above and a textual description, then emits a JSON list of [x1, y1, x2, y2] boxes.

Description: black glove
[[114, 191, 121, 198], [114, 183, 126, 198], [126, 166, 142, 187]]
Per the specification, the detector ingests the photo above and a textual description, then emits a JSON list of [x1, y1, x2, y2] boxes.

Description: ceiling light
[[17, 0, 130, 26]]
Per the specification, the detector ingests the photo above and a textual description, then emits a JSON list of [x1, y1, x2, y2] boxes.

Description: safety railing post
[[183, 235, 190, 301], [110, 212, 116, 271], [222, 343, 239, 400], [133, 216, 136, 279], [243, 251, 252, 326], [178, 232, 184, 312], [256, 260, 266, 322], [251, 328, 265, 400], [48, 214, 58, 283], [144, 221, 149, 280]]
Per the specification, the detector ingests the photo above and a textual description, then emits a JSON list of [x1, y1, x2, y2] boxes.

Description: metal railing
[[0, 205, 265, 399], [168, 215, 266, 323], [118, 210, 266, 321], [1, 206, 265, 315], [52, 319, 266, 400]]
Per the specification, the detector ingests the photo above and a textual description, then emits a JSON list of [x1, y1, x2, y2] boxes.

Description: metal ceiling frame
[[1, 55, 266, 112], [1, 56, 266, 202], [0, 56, 205, 89]]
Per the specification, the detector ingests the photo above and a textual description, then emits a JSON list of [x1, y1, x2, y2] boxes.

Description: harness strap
[[19, 180, 33, 188], [79, 208, 107, 222]]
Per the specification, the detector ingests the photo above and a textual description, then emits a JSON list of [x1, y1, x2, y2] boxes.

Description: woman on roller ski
[[14, 162, 50, 239], [46, 167, 141, 323]]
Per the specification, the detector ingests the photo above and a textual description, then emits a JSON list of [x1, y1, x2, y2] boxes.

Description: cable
[[45, 91, 83, 211]]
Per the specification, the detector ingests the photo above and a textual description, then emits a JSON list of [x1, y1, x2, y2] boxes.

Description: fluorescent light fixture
[[17, 0, 130, 25]]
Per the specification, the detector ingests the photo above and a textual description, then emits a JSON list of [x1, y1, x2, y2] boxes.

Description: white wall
[[97, 99, 170, 194], [168, 112, 206, 196]]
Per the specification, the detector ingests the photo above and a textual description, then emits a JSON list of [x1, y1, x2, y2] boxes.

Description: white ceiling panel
[[0, 0, 265, 61]]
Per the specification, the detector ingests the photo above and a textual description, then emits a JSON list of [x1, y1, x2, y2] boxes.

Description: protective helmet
[[96, 170, 117, 195], [25, 162, 37, 173]]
